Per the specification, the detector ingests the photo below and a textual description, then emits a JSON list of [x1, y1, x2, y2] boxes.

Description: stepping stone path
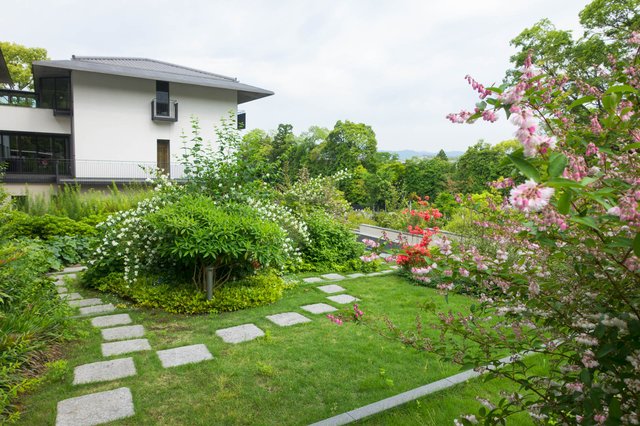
[[59, 292, 83, 300], [101, 325, 145, 341], [327, 294, 360, 304], [347, 273, 365, 278], [56, 387, 134, 426], [317, 284, 346, 294], [69, 298, 104, 308], [102, 339, 151, 357], [303, 277, 325, 283], [216, 323, 265, 344], [79, 304, 116, 316], [91, 313, 132, 328], [266, 312, 311, 327], [73, 358, 136, 385], [56, 286, 68, 294], [320, 273, 345, 280], [156, 344, 213, 368], [301, 303, 338, 314]]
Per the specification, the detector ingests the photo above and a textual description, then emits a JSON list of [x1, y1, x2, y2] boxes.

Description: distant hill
[[381, 150, 465, 161]]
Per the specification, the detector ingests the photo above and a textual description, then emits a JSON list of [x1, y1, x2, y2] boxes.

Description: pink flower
[[458, 267, 470, 277], [582, 350, 599, 368], [509, 181, 555, 212], [566, 382, 584, 393]]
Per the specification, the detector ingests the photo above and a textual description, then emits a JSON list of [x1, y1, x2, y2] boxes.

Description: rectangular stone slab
[[302, 277, 325, 283], [101, 325, 145, 341], [56, 387, 134, 426], [69, 298, 103, 308], [79, 304, 116, 316], [73, 357, 136, 385], [156, 344, 213, 368], [59, 293, 83, 300], [63, 266, 87, 273], [317, 284, 346, 294], [56, 286, 68, 294], [320, 273, 346, 280], [102, 339, 151, 357], [266, 312, 312, 327], [347, 273, 365, 278], [91, 314, 132, 328], [327, 294, 360, 304], [301, 303, 338, 314], [216, 323, 264, 344]]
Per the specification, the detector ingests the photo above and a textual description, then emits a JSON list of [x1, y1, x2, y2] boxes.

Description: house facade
[[0, 52, 273, 196]]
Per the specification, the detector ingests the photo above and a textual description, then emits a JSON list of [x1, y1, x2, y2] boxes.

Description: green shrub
[[0, 211, 96, 240], [85, 271, 291, 314], [0, 240, 76, 422], [300, 210, 365, 271], [44, 235, 96, 266]]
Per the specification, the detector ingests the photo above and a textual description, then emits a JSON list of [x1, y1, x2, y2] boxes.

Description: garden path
[[50, 267, 388, 425]]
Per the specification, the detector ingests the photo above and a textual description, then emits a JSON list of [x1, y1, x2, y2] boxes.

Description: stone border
[[308, 354, 521, 426]]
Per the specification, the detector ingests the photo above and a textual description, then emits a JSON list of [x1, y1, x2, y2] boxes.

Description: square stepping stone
[[266, 312, 311, 327], [317, 284, 346, 294], [91, 314, 132, 328], [367, 272, 383, 276], [321, 273, 346, 280], [102, 325, 145, 341], [54, 280, 66, 286], [59, 293, 83, 301], [56, 387, 134, 426], [347, 273, 365, 278], [63, 266, 87, 273], [102, 339, 151, 357], [73, 358, 136, 385], [302, 277, 325, 283], [381, 269, 394, 274], [56, 286, 68, 294], [300, 303, 338, 314], [79, 304, 116, 316], [216, 323, 264, 344], [156, 344, 213, 368], [327, 294, 360, 304], [69, 298, 103, 308]]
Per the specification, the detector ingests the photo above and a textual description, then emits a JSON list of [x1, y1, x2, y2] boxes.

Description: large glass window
[[39, 77, 71, 111], [0, 132, 70, 174], [156, 81, 170, 116]]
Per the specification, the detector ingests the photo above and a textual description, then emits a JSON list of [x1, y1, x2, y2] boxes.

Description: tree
[[404, 157, 452, 200], [318, 120, 378, 174], [435, 149, 448, 161], [0, 41, 48, 91]]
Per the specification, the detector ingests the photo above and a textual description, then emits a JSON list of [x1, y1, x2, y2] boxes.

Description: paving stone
[[59, 292, 83, 300], [302, 277, 325, 283], [366, 272, 383, 277], [320, 273, 346, 280], [266, 312, 312, 327], [301, 303, 338, 314], [102, 339, 151, 357], [63, 266, 87, 273], [317, 284, 346, 294], [327, 294, 360, 304], [216, 323, 264, 344], [91, 314, 132, 328], [56, 286, 68, 294], [73, 357, 136, 385], [156, 344, 213, 368], [381, 269, 394, 274], [390, 265, 399, 270], [56, 387, 134, 426], [79, 304, 116, 316], [101, 325, 145, 341], [69, 298, 103, 308], [347, 273, 365, 278], [54, 279, 66, 286]]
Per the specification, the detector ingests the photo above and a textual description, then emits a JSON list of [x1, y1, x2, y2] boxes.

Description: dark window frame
[[38, 77, 71, 112], [155, 81, 170, 117]]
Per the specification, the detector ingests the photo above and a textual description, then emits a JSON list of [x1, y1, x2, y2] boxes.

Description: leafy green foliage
[[0, 211, 96, 240], [0, 41, 48, 90]]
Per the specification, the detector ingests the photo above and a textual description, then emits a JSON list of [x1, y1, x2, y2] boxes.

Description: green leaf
[[570, 216, 599, 231], [568, 95, 595, 110], [548, 153, 567, 178], [626, 142, 640, 150], [634, 232, 640, 257], [546, 178, 584, 189], [507, 154, 540, 182], [604, 84, 638, 95], [557, 190, 572, 215]]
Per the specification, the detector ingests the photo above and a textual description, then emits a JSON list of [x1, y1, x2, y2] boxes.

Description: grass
[[16, 273, 532, 425]]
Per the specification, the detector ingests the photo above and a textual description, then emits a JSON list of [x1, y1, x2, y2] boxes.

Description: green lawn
[[16, 273, 531, 425]]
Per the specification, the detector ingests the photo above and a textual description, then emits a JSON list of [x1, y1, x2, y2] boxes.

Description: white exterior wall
[[71, 71, 237, 178], [0, 105, 70, 134]]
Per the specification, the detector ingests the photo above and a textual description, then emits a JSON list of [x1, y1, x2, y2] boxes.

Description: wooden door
[[157, 139, 170, 176]]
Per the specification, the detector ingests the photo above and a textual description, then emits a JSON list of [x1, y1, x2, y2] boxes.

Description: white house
[[0, 49, 273, 196]]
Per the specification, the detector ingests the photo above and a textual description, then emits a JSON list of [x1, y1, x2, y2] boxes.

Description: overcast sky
[[5, 0, 592, 152]]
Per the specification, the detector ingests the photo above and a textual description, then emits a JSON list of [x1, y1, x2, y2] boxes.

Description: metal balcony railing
[[1, 158, 186, 183], [151, 99, 178, 122]]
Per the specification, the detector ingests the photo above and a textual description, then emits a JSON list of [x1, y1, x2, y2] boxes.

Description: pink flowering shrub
[[394, 17, 640, 426]]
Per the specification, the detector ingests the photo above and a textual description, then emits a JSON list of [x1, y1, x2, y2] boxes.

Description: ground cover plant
[[16, 274, 507, 425]]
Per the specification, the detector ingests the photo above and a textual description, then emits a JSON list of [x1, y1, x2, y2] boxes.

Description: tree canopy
[[0, 41, 48, 91]]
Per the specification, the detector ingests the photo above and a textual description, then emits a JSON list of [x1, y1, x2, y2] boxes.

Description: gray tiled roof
[[32, 56, 273, 104]]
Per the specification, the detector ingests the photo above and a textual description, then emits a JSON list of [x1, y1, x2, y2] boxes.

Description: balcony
[[151, 99, 178, 122], [0, 89, 38, 107], [2, 158, 186, 184]]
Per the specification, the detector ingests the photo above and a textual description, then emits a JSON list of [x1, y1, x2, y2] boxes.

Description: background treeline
[[239, 120, 520, 212]]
